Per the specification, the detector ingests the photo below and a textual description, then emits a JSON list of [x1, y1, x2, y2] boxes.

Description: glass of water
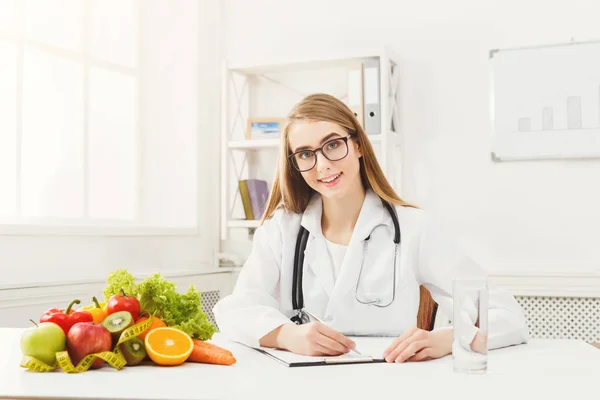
[[452, 277, 488, 373]]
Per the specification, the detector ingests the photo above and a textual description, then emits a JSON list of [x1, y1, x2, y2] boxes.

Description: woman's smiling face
[[287, 120, 362, 201]]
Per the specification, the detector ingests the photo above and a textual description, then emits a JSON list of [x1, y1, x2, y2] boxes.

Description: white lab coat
[[213, 189, 529, 350]]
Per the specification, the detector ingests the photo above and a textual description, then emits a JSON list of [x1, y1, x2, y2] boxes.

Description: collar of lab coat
[[299, 188, 392, 240], [298, 188, 392, 300]]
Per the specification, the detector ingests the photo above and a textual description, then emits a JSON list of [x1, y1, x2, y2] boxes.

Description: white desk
[[1, 328, 599, 400]]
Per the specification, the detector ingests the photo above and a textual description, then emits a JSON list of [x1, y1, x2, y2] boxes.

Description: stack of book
[[238, 179, 270, 220]]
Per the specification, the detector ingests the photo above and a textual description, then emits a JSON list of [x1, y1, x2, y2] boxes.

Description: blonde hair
[[261, 93, 417, 222]]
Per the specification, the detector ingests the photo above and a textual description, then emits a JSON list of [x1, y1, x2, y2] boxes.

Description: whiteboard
[[490, 40, 600, 161]]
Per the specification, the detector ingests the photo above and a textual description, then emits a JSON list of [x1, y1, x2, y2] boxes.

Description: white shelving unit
[[220, 48, 403, 242]]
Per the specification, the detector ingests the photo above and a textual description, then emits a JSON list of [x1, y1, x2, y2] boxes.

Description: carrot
[[192, 339, 234, 356], [187, 339, 236, 365]]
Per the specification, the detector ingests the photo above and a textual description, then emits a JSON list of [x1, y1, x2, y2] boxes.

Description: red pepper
[[39, 299, 93, 335]]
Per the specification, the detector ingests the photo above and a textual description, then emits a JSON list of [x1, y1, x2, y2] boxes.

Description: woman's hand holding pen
[[278, 322, 357, 356], [382, 326, 453, 363]]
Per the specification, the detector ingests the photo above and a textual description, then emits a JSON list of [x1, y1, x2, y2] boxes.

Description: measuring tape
[[20, 316, 154, 373]]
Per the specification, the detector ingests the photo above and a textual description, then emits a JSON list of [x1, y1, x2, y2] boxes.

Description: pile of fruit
[[20, 270, 236, 373]]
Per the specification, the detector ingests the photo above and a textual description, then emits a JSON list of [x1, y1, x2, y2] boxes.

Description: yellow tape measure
[[20, 316, 154, 373]]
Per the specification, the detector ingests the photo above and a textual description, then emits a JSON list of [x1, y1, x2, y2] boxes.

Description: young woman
[[213, 93, 528, 363]]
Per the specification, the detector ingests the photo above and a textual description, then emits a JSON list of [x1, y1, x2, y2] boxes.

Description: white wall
[[221, 0, 600, 288], [0, 0, 222, 287]]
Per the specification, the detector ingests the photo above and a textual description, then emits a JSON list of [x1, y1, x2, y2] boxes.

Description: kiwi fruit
[[120, 337, 146, 366], [102, 311, 134, 342]]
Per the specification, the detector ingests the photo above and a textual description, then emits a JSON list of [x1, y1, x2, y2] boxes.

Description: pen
[[302, 309, 362, 355]]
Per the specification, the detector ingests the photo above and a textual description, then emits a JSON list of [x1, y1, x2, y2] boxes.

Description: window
[[0, 0, 198, 233]]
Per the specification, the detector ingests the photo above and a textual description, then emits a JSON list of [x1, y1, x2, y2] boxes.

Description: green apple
[[20, 320, 66, 366]]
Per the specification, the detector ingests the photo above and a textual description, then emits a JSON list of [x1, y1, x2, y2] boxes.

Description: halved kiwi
[[102, 311, 134, 341], [120, 337, 146, 366]]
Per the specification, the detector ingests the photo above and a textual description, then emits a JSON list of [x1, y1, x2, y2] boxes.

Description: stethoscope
[[291, 200, 401, 325]]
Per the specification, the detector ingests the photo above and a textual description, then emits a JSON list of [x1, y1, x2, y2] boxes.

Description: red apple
[[67, 322, 112, 369]]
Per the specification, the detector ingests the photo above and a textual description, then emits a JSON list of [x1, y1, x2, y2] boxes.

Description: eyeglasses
[[288, 134, 352, 172]]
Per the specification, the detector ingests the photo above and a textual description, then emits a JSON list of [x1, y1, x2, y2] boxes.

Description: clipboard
[[248, 336, 391, 367], [252, 348, 386, 367]]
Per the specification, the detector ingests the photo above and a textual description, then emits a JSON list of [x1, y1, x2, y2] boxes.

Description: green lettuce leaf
[[103, 269, 138, 301], [136, 273, 217, 341]]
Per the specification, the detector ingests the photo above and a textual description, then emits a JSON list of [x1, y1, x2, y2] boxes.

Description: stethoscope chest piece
[[291, 309, 310, 325]]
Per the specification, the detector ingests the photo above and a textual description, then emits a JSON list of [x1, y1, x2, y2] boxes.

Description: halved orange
[[144, 327, 193, 366]]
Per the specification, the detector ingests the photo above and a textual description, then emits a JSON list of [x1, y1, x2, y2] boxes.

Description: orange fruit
[[137, 315, 167, 340], [144, 327, 193, 366]]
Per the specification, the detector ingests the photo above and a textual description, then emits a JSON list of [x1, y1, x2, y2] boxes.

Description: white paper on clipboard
[[248, 336, 393, 367]]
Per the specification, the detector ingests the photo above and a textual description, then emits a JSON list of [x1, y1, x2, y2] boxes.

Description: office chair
[[417, 286, 438, 332]]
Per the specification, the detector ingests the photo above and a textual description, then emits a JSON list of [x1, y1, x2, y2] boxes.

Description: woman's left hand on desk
[[382, 327, 452, 363]]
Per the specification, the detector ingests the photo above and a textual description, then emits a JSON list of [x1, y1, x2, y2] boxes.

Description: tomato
[[106, 289, 141, 320]]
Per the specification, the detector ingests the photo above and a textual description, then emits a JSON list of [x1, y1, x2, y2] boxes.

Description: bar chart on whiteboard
[[512, 87, 600, 133], [490, 41, 600, 161]]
